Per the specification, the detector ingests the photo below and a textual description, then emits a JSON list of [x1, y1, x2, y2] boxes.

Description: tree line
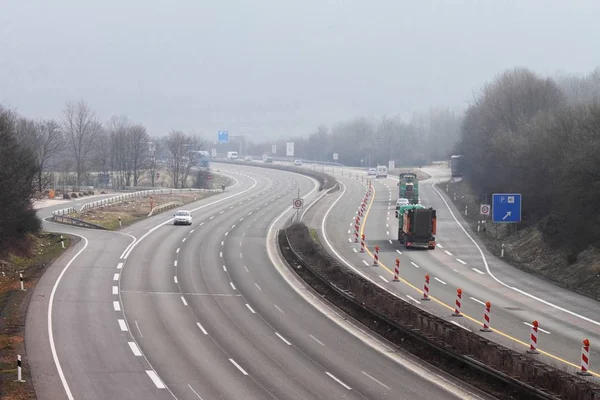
[[246, 108, 463, 167], [7, 100, 208, 192], [456, 66, 600, 252]]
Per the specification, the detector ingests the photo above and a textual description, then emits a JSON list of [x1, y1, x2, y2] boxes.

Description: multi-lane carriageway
[[318, 163, 600, 379], [28, 164, 489, 400]]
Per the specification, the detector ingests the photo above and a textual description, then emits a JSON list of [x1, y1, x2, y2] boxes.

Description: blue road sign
[[492, 193, 522, 223], [217, 131, 229, 143]]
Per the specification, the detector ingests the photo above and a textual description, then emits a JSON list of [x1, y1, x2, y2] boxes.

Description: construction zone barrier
[[578, 339, 592, 376], [527, 320, 540, 354], [422, 274, 430, 301], [480, 302, 492, 332], [393, 259, 400, 281], [452, 288, 463, 317]]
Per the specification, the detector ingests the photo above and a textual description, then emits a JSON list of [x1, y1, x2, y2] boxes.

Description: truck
[[398, 172, 419, 204], [397, 204, 436, 249]]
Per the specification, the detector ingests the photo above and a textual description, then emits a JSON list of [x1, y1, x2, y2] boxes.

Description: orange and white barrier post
[[578, 339, 592, 376], [452, 288, 463, 317], [422, 274, 430, 301], [480, 302, 492, 332], [393, 259, 400, 281], [527, 320, 539, 354], [360, 234, 365, 253], [373, 245, 379, 266]]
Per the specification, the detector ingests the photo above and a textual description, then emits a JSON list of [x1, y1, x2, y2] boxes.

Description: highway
[[316, 163, 600, 379], [27, 163, 486, 399]]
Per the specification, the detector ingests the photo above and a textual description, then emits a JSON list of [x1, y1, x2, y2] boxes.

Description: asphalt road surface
[[316, 163, 600, 380], [27, 164, 487, 400]]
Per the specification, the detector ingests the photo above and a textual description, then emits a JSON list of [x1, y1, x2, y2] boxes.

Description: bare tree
[[165, 130, 194, 188], [107, 116, 132, 188], [129, 124, 150, 186], [63, 100, 101, 189]]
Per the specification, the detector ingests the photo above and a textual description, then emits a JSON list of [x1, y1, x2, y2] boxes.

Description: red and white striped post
[[373, 245, 379, 266], [360, 234, 366, 253], [480, 301, 492, 332], [452, 288, 463, 317], [393, 259, 400, 281], [527, 320, 540, 354], [578, 339, 592, 376], [422, 274, 430, 301]]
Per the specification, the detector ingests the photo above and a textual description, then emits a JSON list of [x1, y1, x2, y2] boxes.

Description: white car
[[174, 210, 192, 225], [294, 160, 303, 166], [367, 168, 377, 176], [244, 156, 253, 162], [396, 198, 410, 207]]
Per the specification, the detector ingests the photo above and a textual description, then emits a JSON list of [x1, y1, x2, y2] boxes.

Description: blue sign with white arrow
[[217, 131, 229, 144], [492, 193, 522, 223]]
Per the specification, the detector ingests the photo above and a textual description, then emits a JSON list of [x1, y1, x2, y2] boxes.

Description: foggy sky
[[1, 0, 599, 142]]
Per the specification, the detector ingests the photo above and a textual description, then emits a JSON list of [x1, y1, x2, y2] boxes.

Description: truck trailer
[[398, 173, 419, 204], [397, 204, 436, 250]]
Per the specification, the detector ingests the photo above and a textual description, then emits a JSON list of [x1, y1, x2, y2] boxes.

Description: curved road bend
[[320, 164, 600, 377], [29, 164, 488, 399]]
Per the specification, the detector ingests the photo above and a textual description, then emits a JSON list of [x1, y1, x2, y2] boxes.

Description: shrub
[[63, 193, 70, 200], [71, 193, 78, 198]]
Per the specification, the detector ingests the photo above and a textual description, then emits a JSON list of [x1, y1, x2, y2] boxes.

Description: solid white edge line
[[128, 341, 142, 356], [229, 358, 248, 375], [146, 370, 166, 388], [431, 181, 600, 327], [275, 332, 292, 345], [325, 372, 352, 390], [196, 322, 208, 335]]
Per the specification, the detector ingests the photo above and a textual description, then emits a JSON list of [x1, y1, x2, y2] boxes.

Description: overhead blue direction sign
[[492, 193, 521, 223], [217, 131, 229, 144]]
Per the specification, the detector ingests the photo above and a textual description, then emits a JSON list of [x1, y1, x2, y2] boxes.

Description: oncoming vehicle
[[265, 157, 273, 163], [367, 168, 377, 177], [227, 151, 239, 160], [376, 165, 388, 178], [173, 210, 192, 225], [294, 160, 303, 166], [244, 156, 253, 162]]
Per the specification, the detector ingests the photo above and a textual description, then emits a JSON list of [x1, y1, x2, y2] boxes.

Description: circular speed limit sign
[[293, 198, 304, 209], [480, 204, 490, 215]]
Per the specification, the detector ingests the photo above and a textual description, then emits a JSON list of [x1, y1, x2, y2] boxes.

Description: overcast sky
[[1, 0, 599, 141]]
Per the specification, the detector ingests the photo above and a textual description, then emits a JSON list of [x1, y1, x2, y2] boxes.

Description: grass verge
[[71, 191, 218, 230], [0, 232, 77, 399]]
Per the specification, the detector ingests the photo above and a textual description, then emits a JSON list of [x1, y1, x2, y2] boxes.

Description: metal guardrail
[[52, 188, 220, 217], [280, 229, 562, 400], [51, 214, 107, 230], [147, 201, 184, 217]]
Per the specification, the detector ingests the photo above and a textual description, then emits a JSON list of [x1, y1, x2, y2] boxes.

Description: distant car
[[244, 156, 253, 162], [174, 210, 192, 225], [367, 168, 377, 176], [294, 160, 303, 166], [376, 165, 388, 178], [265, 157, 273, 163], [396, 198, 410, 207]]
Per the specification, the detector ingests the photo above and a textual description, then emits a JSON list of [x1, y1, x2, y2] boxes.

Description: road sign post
[[388, 160, 395, 170], [272, 144, 277, 154], [492, 194, 521, 223], [333, 153, 338, 161], [286, 142, 295, 157], [480, 204, 491, 216]]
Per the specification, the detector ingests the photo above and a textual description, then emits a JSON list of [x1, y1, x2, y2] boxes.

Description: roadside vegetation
[[451, 67, 600, 299]]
